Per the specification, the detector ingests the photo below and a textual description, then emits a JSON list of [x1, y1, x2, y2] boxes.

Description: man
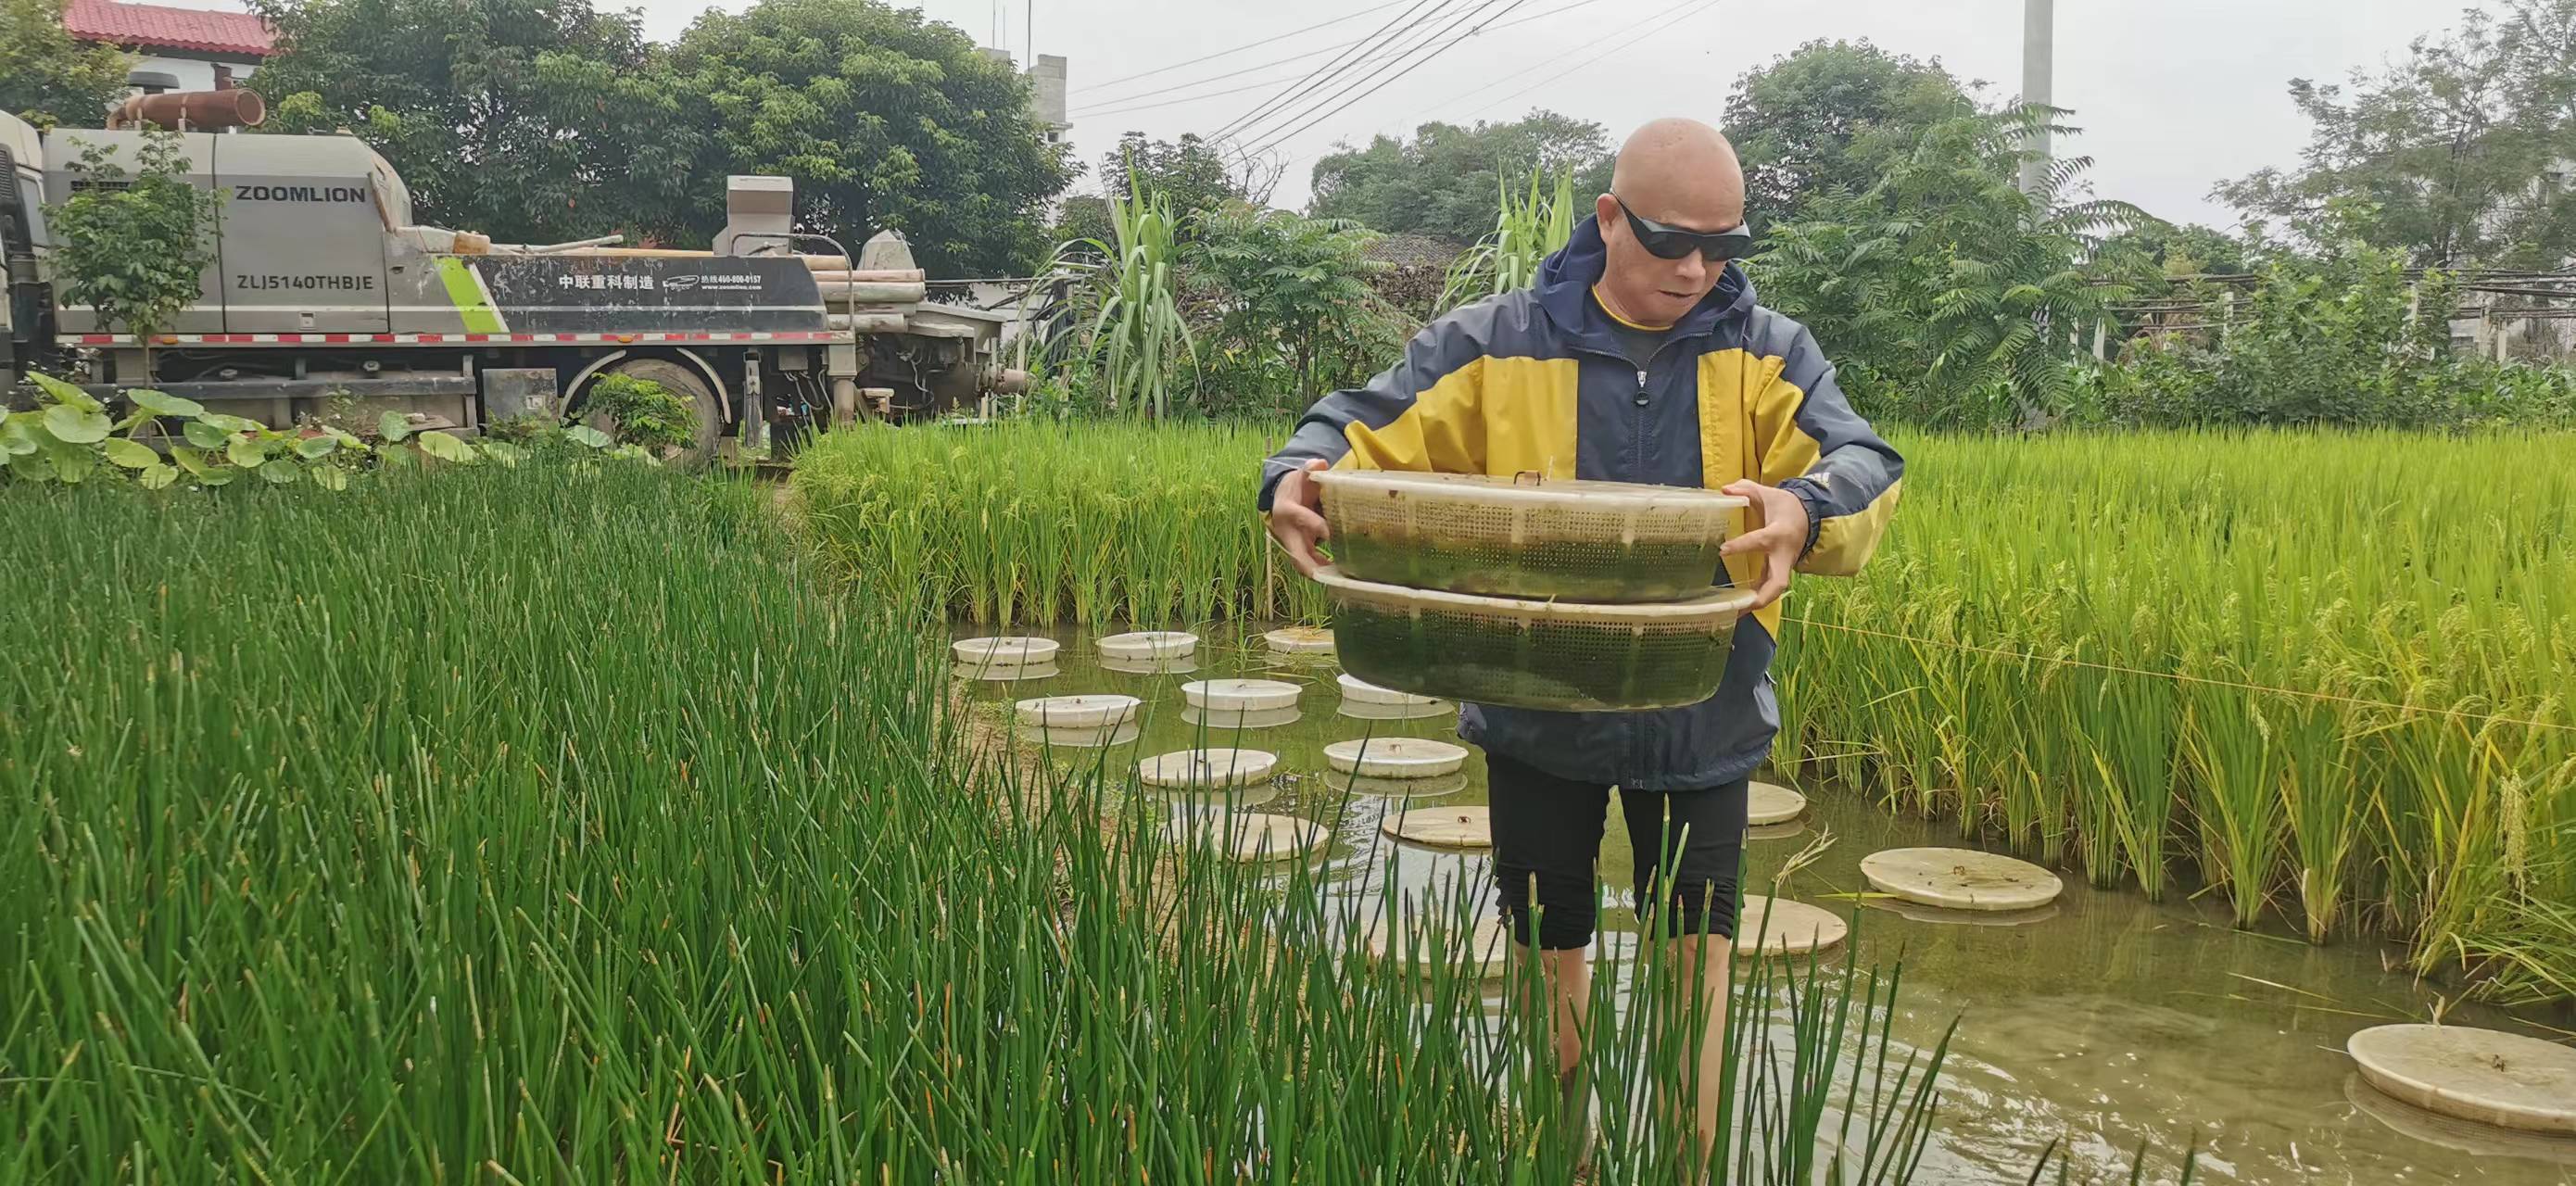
[[1256, 117, 1902, 1167]]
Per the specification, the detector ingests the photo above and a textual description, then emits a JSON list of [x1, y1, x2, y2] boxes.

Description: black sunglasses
[[1611, 196, 1752, 262]]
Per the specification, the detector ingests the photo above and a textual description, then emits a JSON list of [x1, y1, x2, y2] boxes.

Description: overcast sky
[[181, 0, 2474, 230]]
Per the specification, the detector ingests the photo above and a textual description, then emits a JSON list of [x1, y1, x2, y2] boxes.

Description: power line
[[1261, 0, 1714, 181], [1071, 0, 1610, 120], [1069, 0, 1416, 95], [1444, 0, 1721, 124], [1418, 0, 1700, 123], [1211, 0, 1459, 145], [1241, 0, 1534, 159], [1231, 0, 1507, 150]]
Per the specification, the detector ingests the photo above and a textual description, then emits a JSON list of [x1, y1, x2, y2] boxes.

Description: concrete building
[[61, 0, 273, 96], [980, 47, 1069, 147]]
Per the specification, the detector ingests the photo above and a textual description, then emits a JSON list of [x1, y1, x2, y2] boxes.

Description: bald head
[[1608, 118, 1745, 230], [1589, 118, 1748, 328]]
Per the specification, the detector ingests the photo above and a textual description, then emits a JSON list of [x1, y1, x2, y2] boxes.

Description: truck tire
[[580, 358, 722, 470]]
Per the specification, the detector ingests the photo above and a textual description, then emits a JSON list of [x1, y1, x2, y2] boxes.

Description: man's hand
[[1267, 460, 1332, 577], [1717, 480, 1811, 611]]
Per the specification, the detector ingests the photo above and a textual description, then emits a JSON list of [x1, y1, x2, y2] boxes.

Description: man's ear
[[1595, 193, 1622, 233]]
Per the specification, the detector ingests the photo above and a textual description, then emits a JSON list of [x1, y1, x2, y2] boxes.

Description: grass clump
[[1, 463, 2188, 1180]]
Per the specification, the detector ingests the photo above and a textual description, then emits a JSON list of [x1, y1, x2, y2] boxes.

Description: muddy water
[[955, 624, 2576, 1184]]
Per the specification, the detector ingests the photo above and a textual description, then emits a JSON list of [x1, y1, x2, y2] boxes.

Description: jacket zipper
[[1565, 339, 1692, 783]]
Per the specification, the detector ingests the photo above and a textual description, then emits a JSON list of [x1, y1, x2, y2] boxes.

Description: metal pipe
[[2017, 0, 2052, 196], [106, 88, 265, 132]]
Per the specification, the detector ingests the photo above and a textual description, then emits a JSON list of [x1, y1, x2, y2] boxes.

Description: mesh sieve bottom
[[1332, 601, 1736, 712]]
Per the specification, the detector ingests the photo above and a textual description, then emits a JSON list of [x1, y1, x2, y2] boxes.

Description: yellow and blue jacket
[[1257, 214, 1903, 790]]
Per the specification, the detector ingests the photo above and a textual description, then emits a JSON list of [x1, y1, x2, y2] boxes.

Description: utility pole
[[2017, 0, 2053, 197]]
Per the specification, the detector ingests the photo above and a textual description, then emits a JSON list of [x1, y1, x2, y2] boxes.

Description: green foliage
[[0, 0, 131, 128], [1185, 204, 1397, 415], [1307, 109, 1613, 246], [1436, 166, 1578, 313], [580, 372, 699, 454], [2083, 220, 2497, 427], [251, 0, 699, 246], [663, 0, 1074, 275], [1723, 38, 1979, 233], [4, 371, 646, 488], [1099, 132, 1249, 226], [41, 132, 222, 347], [2216, 0, 2576, 268], [1060, 162, 1193, 418], [2104, 221, 2254, 277], [1751, 107, 2152, 428]]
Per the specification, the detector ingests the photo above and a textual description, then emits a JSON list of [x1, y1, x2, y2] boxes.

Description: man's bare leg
[[1667, 934, 1734, 1176]]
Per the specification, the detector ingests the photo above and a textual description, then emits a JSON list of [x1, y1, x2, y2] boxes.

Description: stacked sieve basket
[[1308, 471, 1760, 713]]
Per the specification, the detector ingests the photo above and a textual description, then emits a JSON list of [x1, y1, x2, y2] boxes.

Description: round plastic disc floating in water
[[953, 637, 1060, 666], [1182, 678, 1302, 713], [1181, 705, 1304, 730], [1012, 694, 1141, 730], [954, 661, 1057, 682], [2346, 1024, 2576, 1135], [1097, 631, 1198, 662], [1321, 769, 1469, 800], [1361, 914, 1513, 978], [1335, 672, 1442, 708], [1746, 781, 1807, 826], [1264, 625, 1337, 656], [1734, 896, 1849, 959], [1177, 811, 1328, 863], [1323, 737, 1469, 779], [1860, 847, 2064, 912], [1382, 804, 1492, 850], [1338, 698, 1454, 722], [1017, 721, 1141, 750], [1138, 748, 1279, 790]]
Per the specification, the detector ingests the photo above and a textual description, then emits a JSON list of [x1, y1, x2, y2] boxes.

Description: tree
[[44, 132, 222, 354], [1186, 203, 1396, 414], [1753, 108, 2151, 429], [1097, 132, 1248, 226], [249, 0, 698, 246], [1723, 38, 1979, 233], [2106, 221, 2254, 277], [2216, 0, 2576, 269], [1307, 110, 1614, 245], [665, 0, 1074, 276], [0, 0, 132, 128]]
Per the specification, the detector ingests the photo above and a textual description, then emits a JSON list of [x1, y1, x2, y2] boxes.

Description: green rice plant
[[2182, 684, 2292, 927], [2072, 671, 2177, 898], [790, 420, 1326, 629]]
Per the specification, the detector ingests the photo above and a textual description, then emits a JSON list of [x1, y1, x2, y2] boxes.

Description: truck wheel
[[581, 358, 722, 470]]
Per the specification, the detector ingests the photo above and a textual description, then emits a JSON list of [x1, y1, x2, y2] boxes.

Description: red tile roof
[[61, 0, 274, 57]]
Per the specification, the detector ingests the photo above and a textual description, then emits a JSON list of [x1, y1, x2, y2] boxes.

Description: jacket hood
[[1535, 214, 1757, 351]]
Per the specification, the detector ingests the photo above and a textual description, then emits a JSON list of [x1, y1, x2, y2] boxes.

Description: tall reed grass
[[795, 420, 2576, 1002], [0, 465, 2200, 1178]]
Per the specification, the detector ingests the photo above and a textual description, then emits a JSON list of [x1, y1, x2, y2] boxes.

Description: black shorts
[[1485, 751, 1749, 951]]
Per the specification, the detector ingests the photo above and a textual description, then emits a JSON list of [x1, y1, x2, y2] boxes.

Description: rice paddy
[[792, 423, 2576, 1004], [1, 463, 2129, 1181]]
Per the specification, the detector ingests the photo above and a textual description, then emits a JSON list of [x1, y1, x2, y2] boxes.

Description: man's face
[[1595, 194, 1739, 328]]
